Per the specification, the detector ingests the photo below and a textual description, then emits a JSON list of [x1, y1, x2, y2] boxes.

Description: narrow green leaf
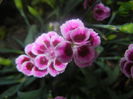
[[17, 89, 41, 99], [0, 85, 20, 98], [107, 34, 117, 40], [0, 48, 23, 54], [24, 25, 38, 45], [14, 0, 23, 10], [0, 79, 19, 85], [23, 77, 36, 86], [0, 57, 12, 66], [64, 0, 82, 15], [28, 6, 40, 17], [12, 37, 24, 48], [41, 0, 55, 8]]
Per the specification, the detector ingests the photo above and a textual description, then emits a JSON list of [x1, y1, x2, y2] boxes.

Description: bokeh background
[[0, 0, 133, 99]]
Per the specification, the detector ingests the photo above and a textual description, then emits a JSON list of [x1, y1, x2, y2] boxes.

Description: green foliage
[[0, 26, 6, 40], [118, 1, 133, 15], [93, 23, 133, 34], [119, 23, 133, 34], [24, 25, 38, 45], [0, 57, 12, 66], [28, 6, 40, 18], [14, 0, 23, 10], [17, 89, 41, 99]]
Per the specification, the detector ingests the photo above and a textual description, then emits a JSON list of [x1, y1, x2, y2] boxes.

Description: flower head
[[120, 44, 133, 78], [16, 32, 68, 78], [32, 32, 68, 77], [59, 19, 101, 67], [93, 3, 111, 21], [60, 19, 84, 41]]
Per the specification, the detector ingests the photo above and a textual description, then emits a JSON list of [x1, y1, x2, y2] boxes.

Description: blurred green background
[[0, 0, 133, 99]]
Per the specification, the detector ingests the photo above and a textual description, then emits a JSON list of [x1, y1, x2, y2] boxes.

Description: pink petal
[[74, 45, 96, 67], [48, 31, 58, 38], [128, 44, 133, 49], [51, 36, 64, 47], [15, 55, 30, 71], [70, 27, 90, 44], [21, 61, 34, 76], [25, 43, 36, 58], [60, 19, 84, 40], [34, 55, 48, 70], [35, 33, 51, 48], [89, 29, 101, 47], [54, 59, 68, 71], [32, 43, 47, 55], [15, 55, 30, 65], [32, 67, 48, 78], [48, 62, 61, 77], [35, 33, 47, 44], [55, 41, 73, 63]]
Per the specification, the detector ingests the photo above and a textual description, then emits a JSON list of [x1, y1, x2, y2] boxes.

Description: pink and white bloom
[[70, 27, 90, 45], [58, 20, 101, 67], [93, 3, 111, 21], [60, 19, 101, 47], [32, 31, 68, 77], [60, 19, 84, 41]]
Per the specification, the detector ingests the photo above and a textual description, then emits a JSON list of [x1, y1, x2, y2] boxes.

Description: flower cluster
[[56, 19, 101, 67], [120, 44, 133, 78], [15, 19, 101, 77], [93, 3, 111, 21], [16, 32, 68, 77]]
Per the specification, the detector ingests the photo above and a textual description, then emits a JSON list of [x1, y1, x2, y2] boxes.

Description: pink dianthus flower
[[16, 32, 68, 78], [56, 19, 101, 67], [32, 31, 68, 77], [120, 44, 133, 78], [93, 3, 111, 21]]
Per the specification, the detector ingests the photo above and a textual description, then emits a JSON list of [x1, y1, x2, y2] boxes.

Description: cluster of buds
[[120, 44, 133, 78], [15, 19, 101, 78]]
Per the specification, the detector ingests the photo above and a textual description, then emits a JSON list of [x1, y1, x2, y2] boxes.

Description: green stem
[[108, 12, 117, 25]]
